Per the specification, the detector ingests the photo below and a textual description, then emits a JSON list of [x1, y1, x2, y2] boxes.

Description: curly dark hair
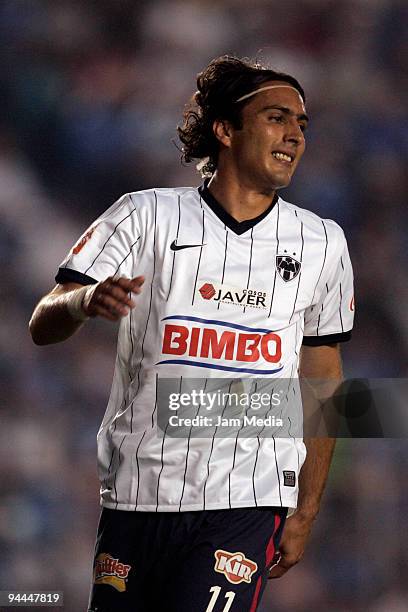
[[177, 55, 305, 177]]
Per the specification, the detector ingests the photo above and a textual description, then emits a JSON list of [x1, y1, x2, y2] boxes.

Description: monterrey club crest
[[276, 254, 301, 282]]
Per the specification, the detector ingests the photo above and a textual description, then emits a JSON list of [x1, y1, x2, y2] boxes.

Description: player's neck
[[207, 171, 276, 222]]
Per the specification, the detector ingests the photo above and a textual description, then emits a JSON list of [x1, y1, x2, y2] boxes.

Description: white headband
[[235, 85, 301, 103]]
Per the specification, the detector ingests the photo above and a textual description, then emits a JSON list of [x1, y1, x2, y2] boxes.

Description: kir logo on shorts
[[214, 550, 258, 584], [94, 553, 131, 592]]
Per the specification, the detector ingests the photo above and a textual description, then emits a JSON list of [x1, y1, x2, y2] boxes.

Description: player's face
[[228, 82, 308, 192]]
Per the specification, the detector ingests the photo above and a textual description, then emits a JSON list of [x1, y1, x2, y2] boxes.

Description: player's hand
[[267, 512, 314, 579], [83, 275, 145, 321]]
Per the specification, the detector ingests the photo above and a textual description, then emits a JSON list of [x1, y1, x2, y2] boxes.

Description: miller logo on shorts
[[276, 254, 301, 282], [214, 549, 258, 584], [72, 225, 98, 255], [94, 553, 131, 592], [198, 281, 270, 310]]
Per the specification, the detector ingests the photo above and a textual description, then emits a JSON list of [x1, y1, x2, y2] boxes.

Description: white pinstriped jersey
[[56, 184, 354, 512]]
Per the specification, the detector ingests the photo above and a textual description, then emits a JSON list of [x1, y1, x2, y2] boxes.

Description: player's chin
[[268, 172, 293, 190], [266, 165, 295, 189]]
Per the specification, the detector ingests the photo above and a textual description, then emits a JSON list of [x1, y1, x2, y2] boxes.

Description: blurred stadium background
[[0, 0, 407, 610]]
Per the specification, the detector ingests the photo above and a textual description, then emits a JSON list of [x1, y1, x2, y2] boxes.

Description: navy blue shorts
[[88, 506, 287, 612]]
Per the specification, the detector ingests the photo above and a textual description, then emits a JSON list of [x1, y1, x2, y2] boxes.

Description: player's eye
[[268, 115, 283, 122]]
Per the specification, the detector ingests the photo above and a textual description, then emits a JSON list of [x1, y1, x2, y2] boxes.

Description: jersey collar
[[198, 180, 278, 236]]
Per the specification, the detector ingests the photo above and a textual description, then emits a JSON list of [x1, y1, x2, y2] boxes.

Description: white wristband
[[66, 285, 91, 322]]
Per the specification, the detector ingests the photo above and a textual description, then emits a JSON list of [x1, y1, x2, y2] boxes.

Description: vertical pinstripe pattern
[[167, 195, 181, 300], [251, 381, 260, 507], [151, 373, 158, 429], [134, 430, 146, 510], [294, 319, 299, 358], [273, 436, 283, 506], [310, 220, 328, 305], [316, 283, 329, 336], [156, 421, 169, 512], [243, 228, 254, 314], [127, 242, 139, 430], [109, 193, 134, 218], [280, 362, 296, 419], [268, 202, 280, 317], [339, 283, 344, 332], [103, 445, 116, 495], [339, 256, 344, 331], [112, 237, 140, 277], [128, 318, 135, 431], [178, 379, 208, 511], [130, 191, 158, 432], [59, 188, 352, 513], [203, 381, 233, 510], [191, 210, 205, 305], [279, 362, 300, 487], [252, 383, 281, 506], [156, 377, 183, 511], [128, 243, 138, 377], [228, 379, 256, 508], [289, 213, 304, 324], [113, 434, 127, 509], [217, 228, 229, 311], [252, 437, 261, 507], [287, 412, 300, 471], [84, 208, 138, 274]]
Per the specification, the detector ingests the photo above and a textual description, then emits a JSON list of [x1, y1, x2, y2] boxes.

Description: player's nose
[[283, 119, 303, 146], [283, 130, 301, 147]]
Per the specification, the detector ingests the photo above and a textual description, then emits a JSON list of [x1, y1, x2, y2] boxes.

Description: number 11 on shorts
[[205, 586, 236, 612]]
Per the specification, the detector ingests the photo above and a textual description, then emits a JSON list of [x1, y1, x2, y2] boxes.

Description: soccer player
[[29, 56, 354, 612]]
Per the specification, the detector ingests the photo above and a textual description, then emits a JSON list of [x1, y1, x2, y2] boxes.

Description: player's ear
[[213, 119, 233, 148]]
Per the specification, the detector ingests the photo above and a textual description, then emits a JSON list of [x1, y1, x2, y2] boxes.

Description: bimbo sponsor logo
[[94, 553, 131, 592], [157, 315, 283, 374], [214, 549, 258, 584]]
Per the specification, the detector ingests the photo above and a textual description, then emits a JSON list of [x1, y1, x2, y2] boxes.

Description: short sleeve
[[303, 231, 354, 346], [55, 194, 140, 286]]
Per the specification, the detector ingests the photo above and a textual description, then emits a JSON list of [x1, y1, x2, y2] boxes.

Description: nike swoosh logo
[[170, 240, 206, 251]]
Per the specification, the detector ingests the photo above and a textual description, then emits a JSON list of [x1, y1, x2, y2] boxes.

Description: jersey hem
[[100, 497, 297, 512], [302, 330, 352, 346]]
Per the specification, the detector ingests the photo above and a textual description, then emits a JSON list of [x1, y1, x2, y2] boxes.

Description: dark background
[[0, 1, 407, 610]]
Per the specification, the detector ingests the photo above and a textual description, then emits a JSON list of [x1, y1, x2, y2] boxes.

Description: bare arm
[[269, 343, 343, 578], [29, 276, 144, 345]]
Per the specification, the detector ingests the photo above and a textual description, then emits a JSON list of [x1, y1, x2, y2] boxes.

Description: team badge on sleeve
[[72, 224, 98, 255], [214, 550, 258, 584], [276, 254, 301, 282]]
